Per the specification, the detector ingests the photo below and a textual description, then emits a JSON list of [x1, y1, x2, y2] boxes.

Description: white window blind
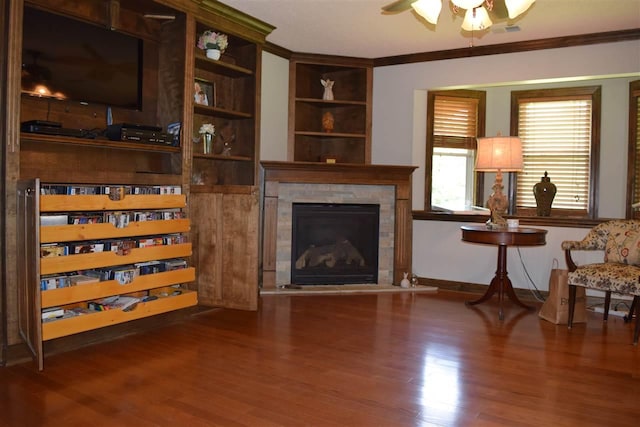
[[517, 98, 592, 211], [433, 96, 478, 149], [632, 85, 640, 216]]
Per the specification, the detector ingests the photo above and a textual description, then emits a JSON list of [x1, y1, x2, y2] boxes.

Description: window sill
[[412, 211, 606, 228]]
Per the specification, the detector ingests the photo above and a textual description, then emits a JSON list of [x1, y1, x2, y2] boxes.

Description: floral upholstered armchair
[[561, 220, 640, 345]]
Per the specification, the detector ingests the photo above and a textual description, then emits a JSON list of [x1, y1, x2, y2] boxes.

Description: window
[[628, 80, 640, 219], [511, 87, 601, 218], [425, 90, 486, 211]]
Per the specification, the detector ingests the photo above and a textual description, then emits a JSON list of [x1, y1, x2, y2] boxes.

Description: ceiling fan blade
[[381, 0, 417, 14], [489, 0, 510, 20]]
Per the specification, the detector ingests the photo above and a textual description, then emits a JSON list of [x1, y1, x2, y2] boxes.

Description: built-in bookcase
[[191, 21, 259, 187], [288, 53, 373, 164]]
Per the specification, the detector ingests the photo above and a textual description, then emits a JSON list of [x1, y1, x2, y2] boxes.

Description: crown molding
[[374, 28, 640, 67]]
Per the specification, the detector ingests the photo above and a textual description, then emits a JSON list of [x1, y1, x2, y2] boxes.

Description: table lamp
[[475, 134, 523, 229]]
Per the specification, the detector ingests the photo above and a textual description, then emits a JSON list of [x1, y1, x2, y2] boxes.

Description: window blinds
[[433, 96, 478, 150], [517, 98, 592, 211], [632, 85, 640, 217]]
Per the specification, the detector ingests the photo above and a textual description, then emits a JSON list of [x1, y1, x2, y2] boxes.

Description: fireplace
[[291, 203, 379, 285], [261, 161, 416, 290]]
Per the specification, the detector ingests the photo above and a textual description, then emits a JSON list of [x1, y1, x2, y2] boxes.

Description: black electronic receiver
[[22, 120, 62, 128], [106, 123, 174, 146], [109, 122, 162, 132], [21, 120, 87, 138]]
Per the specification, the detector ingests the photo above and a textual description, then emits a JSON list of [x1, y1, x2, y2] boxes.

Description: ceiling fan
[[382, 0, 535, 31]]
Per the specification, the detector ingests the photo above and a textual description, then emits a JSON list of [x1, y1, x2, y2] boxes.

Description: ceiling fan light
[[461, 6, 492, 31], [451, 0, 485, 9], [412, 0, 442, 25], [505, 0, 535, 19]]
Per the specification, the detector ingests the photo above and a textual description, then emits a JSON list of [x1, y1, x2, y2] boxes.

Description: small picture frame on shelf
[[194, 79, 214, 106]]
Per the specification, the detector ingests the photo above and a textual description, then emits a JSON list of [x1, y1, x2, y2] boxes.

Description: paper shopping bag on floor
[[539, 267, 587, 324]]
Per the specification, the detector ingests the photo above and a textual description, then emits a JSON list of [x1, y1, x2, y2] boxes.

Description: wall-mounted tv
[[21, 7, 143, 110]]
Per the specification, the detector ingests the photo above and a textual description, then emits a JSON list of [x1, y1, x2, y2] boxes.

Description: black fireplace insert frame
[[291, 203, 380, 285]]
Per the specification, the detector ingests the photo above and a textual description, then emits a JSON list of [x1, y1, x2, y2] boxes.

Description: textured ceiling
[[220, 0, 640, 58]]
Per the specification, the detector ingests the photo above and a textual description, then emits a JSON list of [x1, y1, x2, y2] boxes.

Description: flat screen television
[[21, 7, 143, 110]]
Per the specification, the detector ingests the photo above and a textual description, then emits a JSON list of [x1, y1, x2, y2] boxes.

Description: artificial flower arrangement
[[199, 123, 215, 136], [197, 30, 229, 52]]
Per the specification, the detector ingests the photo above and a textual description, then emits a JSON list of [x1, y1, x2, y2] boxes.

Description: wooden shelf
[[41, 219, 191, 244], [193, 104, 252, 119], [21, 133, 181, 153], [295, 98, 367, 107], [194, 51, 253, 77], [192, 153, 253, 162], [40, 194, 186, 212], [189, 184, 255, 194], [42, 290, 198, 341], [41, 243, 192, 275], [42, 268, 196, 308], [294, 131, 367, 139]]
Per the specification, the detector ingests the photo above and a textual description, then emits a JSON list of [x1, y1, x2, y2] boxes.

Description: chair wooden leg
[[625, 297, 637, 323], [603, 291, 611, 322], [568, 284, 577, 329]]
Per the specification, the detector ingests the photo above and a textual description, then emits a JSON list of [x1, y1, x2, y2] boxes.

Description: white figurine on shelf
[[321, 78, 334, 101]]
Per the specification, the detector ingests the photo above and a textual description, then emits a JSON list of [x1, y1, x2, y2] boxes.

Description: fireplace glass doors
[[291, 203, 379, 285]]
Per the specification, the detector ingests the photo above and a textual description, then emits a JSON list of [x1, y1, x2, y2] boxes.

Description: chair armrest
[[561, 240, 590, 250], [562, 240, 600, 272]]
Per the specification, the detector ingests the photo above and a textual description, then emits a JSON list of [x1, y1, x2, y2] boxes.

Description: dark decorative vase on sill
[[533, 171, 556, 216]]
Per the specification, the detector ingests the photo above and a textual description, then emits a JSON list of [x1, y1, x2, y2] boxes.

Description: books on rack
[[73, 243, 105, 254], [41, 233, 188, 257], [41, 275, 69, 290], [40, 215, 69, 226], [41, 243, 68, 257], [40, 257, 189, 290], [40, 184, 182, 195], [164, 259, 187, 271], [89, 295, 140, 311], [69, 274, 100, 286], [40, 209, 184, 228], [42, 307, 65, 320]]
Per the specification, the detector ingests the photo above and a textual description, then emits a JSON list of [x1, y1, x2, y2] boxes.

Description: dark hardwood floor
[[1, 290, 639, 426]]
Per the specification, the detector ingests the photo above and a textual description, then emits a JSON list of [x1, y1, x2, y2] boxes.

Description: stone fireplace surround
[[261, 161, 416, 289]]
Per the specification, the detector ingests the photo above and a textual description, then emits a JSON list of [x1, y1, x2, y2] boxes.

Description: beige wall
[[259, 51, 289, 162]]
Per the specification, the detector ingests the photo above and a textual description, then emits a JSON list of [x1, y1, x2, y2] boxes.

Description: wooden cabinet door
[[191, 188, 259, 310], [17, 179, 43, 370]]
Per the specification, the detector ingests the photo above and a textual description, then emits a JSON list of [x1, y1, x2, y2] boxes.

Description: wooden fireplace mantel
[[260, 161, 417, 289]]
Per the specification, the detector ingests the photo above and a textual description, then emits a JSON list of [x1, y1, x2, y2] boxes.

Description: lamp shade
[[412, 0, 442, 25], [475, 136, 523, 171], [461, 6, 492, 31]]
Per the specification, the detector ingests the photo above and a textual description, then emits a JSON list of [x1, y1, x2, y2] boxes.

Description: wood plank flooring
[[1, 290, 639, 426]]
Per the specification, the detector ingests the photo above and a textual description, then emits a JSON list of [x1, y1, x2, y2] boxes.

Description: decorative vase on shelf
[[322, 111, 334, 133], [203, 133, 213, 154], [533, 171, 557, 216], [206, 49, 221, 60]]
